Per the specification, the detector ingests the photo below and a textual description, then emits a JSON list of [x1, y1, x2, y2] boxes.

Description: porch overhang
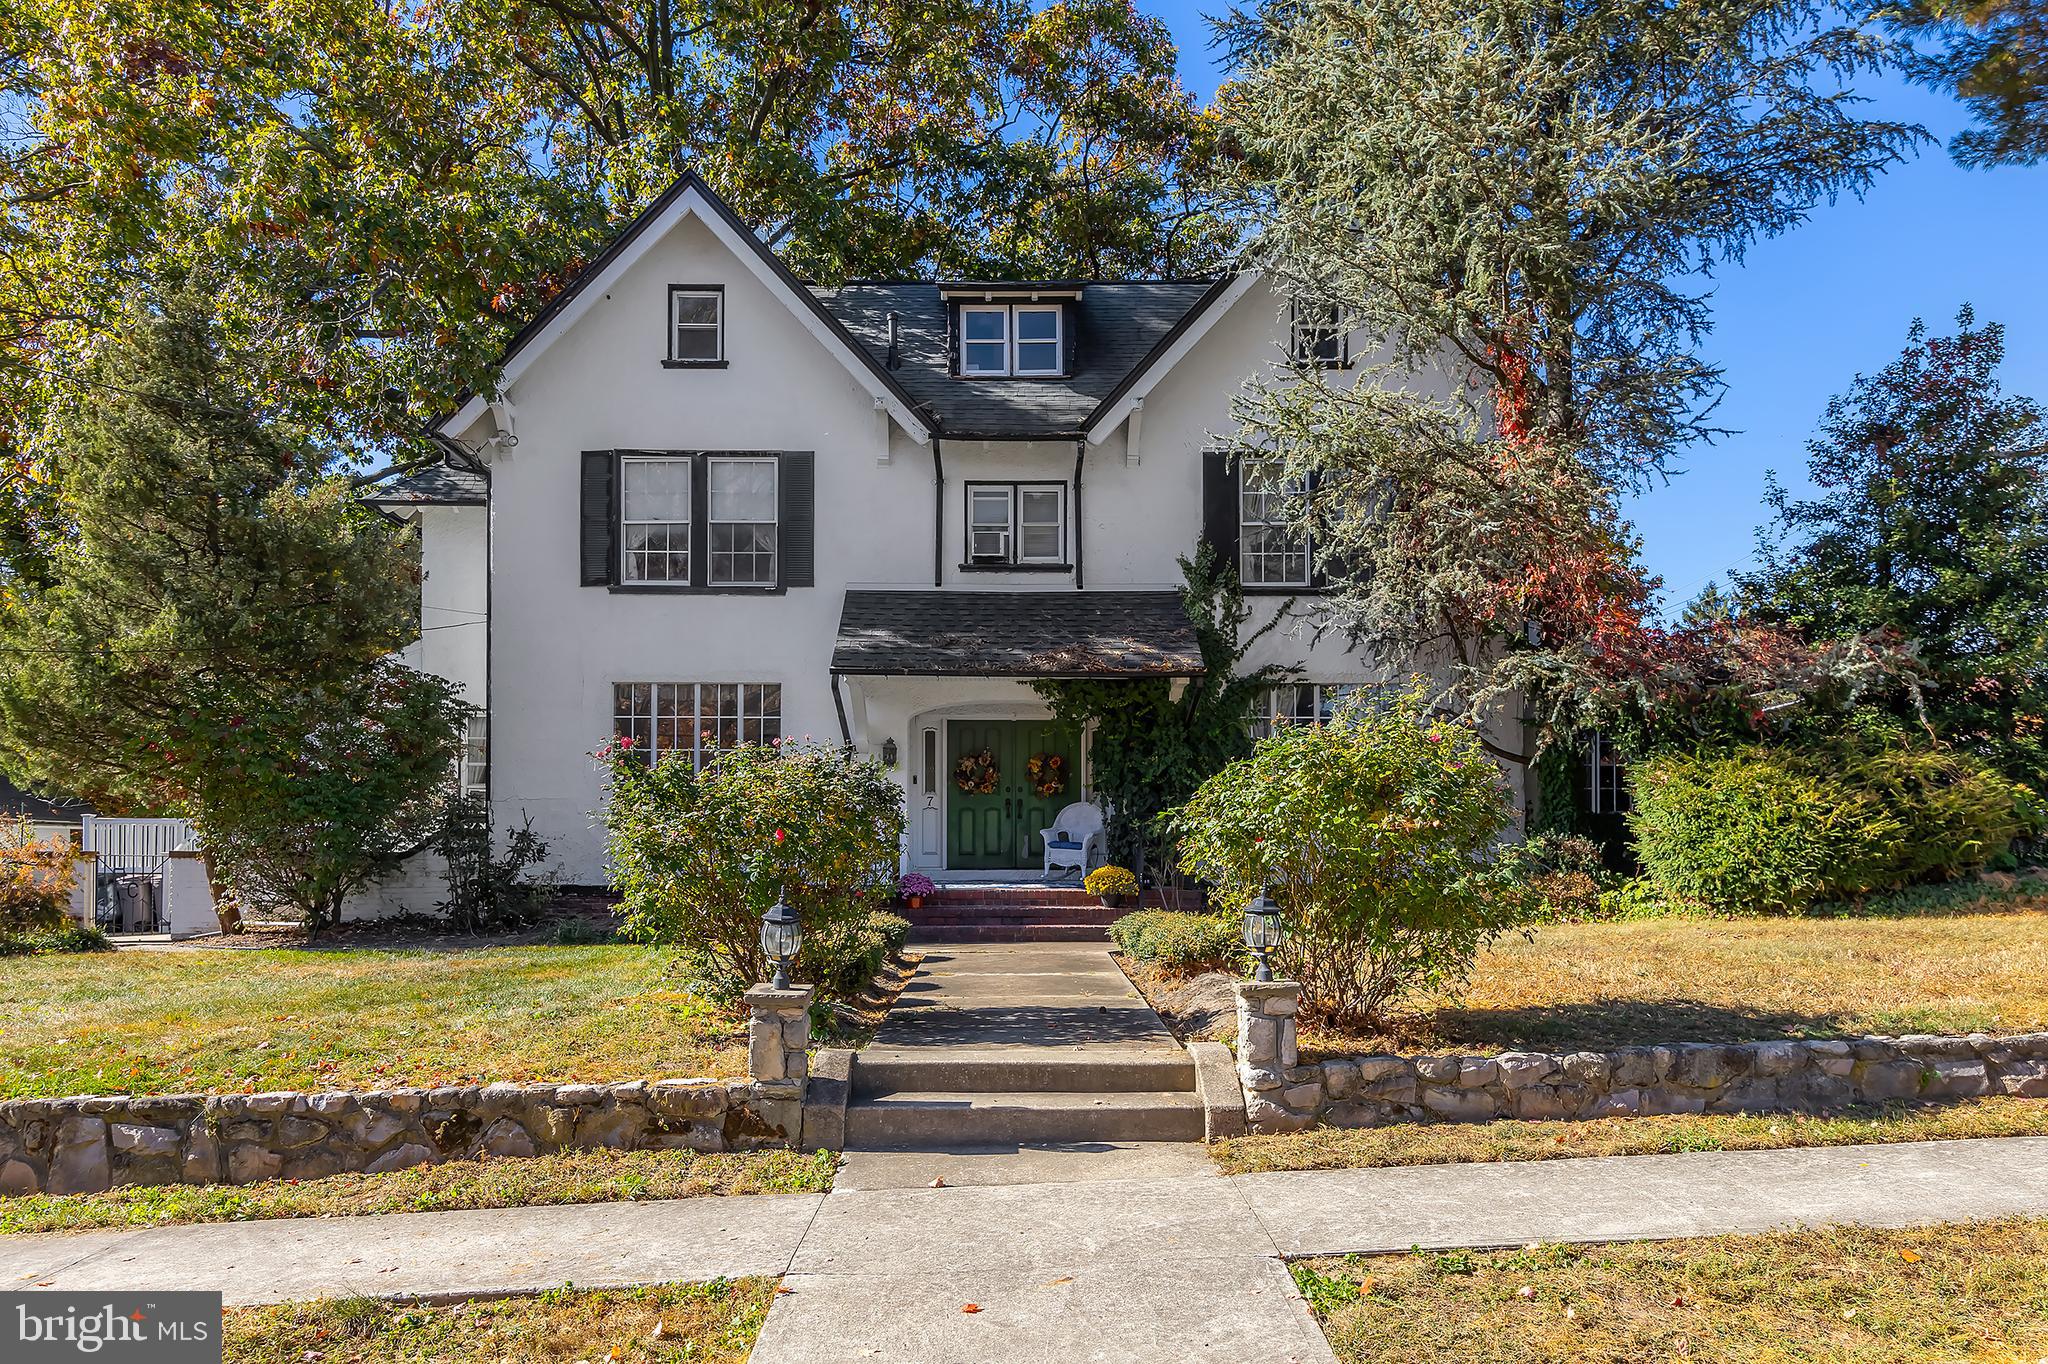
[[831, 590, 1205, 679]]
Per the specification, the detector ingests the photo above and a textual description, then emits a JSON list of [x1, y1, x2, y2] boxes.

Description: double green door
[[947, 719, 1083, 870]]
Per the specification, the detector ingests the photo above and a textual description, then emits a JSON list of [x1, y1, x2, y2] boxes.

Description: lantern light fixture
[[1243, 893, 1284, 983], [761, 889, 802, 989]]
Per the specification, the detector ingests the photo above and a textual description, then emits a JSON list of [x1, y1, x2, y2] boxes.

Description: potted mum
[[1084, 864, 1139, 909], [898, 872, 936, 910]]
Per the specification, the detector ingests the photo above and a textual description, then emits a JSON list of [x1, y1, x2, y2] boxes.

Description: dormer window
[[667, 285, 725, 366], [959, 303, 1064, 377]]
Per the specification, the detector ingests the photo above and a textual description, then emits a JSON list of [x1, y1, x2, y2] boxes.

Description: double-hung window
[[621, 456, 692, 585], [1584, 731, 1632, 814], [966, 483, 1065, 566], [459, 711, 488, 795], [707, 457, 778, 587], [1239, 459, 1311, 587], [668, 286, 724, 364], [1250, 683, 1362, 740], [613, 682, 782, 769], [959, 304, 1064, 377], [1290, 299, 1346, 367]]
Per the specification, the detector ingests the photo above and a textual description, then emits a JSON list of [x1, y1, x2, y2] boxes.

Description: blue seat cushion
[[1047, 839, 1083, 850]]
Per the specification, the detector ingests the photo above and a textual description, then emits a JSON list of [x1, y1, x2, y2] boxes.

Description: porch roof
[[831, 590, 1204, 678]]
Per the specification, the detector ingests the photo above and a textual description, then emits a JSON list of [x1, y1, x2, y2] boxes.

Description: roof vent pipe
[[886, 311, 901, 370]]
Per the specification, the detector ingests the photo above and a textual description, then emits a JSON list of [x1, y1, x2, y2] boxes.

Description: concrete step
[[855, 1049, 1196, 1098], [844, 1090, 1206, 1147], [907, 924, 1112, 943]]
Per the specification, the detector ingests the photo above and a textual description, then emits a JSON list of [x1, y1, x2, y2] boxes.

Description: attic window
[[959, 303, 1064, 377], [667, 285, 725, 366]]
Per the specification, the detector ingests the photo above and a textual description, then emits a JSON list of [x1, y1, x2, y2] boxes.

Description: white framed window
[[1240, 459, 1311, 587], [1013, 305, 1062, 374], [1289, 299, 1346, 367], [1250, 683, 1363, 740], [958, 303, 1066, 377], [459, 711, 488, 795], [669, 287, 724, 363], [966, 482, 1065, 566], [1585, 731, 1632, 814], [961, 306, 1010, 375], [621, 455, 691, 585], [707, 457, 777, 586], [613, 682, 782, 770]]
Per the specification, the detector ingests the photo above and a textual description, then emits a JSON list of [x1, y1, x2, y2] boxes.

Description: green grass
[[1301, 1219, 2048, 1362], [0, 1146, 835, 1235], [225, 1278, 773, 1364], [0, 945, 747, 1099], [1212, 1096, 2048, 1175]]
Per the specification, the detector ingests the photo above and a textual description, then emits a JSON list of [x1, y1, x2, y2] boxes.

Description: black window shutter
[[1201, 450, 1239, 569], [580, 450, 616, 586], [1308, 469, 1329, 590], [780, 451, 815, 587]]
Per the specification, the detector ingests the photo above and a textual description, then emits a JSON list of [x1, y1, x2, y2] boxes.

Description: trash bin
[[114, 874, 157, 932]]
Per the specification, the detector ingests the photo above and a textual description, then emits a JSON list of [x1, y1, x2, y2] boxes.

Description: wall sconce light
[[880, 737, 898, 768]]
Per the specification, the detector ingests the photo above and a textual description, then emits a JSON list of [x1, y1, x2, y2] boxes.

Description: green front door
[[947, 719, 1083, 870]]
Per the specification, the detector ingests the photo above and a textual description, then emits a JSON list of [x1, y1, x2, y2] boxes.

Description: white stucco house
[[364, 172, 1524, 897]]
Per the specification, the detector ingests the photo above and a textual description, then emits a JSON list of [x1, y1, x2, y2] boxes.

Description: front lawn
[[1301, 906, 2048, 1057], [1212, 1097, 2048, 1174], [0, 945, 747, 1099], [226, 1279, 772, 1364], [1295, 1218, 2048, 1363], [0, 1146, 834, 1235]]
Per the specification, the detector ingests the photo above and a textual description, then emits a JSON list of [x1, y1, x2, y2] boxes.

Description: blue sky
[[1148, 2, 2048, 617]]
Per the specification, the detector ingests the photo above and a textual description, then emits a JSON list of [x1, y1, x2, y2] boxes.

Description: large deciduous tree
[[0, 289, 465, 926], [1215, 0, 1923, 763], [1738, 309, 2048, 793]]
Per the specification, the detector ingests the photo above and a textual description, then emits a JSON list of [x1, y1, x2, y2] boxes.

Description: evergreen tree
[[1886, 0, 2048, 166], [1739, 309, 2048, 792], [0, 289, 464, 925], [1215, 0, 1921, 761]]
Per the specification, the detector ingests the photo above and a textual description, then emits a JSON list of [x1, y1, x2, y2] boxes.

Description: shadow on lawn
[[1330, 997, 1861, 1058]]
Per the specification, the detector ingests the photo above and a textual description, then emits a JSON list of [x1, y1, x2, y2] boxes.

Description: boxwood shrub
[[1110, 909, 1247, 974], [1630, 742, 2036, 915]]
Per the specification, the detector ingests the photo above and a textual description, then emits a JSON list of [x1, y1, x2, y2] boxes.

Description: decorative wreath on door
[[1025, 752, 1068, 799], [953, 748, 1000, 795]]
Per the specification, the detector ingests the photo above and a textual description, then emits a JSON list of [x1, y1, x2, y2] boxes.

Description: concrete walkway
[[6, 1137, 2048, 1360]]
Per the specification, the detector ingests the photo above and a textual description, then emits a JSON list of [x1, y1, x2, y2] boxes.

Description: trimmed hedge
[[1110, 909, 1247, 973], [802, 909, 911, 1000], [1630, 742, 2036, 915]]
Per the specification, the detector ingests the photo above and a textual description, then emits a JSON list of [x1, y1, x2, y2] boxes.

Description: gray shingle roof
[[0, 773, 87, 825], [832, 590, 1204, 677], [814, 281, 1223, 438], [363, 464, 488, 506]]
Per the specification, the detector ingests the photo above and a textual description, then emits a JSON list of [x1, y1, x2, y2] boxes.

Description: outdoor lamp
[[880, 736, 898, 768], [1243, 893, 1284, 983], [761, 890, 802, 989]]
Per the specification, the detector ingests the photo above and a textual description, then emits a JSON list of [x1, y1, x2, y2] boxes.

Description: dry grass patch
[[1213, 1096, 2048, 1174], [1296, 1218, 2048, 1363], [1295, 908, 2048, 1057], [225, 1278, 773, 1364], [0, 1146, 834, 1236], [0, 945, 747, 1099]]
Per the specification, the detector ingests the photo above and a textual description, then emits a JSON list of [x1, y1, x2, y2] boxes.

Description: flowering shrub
[[602, 739, 904, 1002], [0, 816, 76, 939], [897, 872, 936, 899], [1084, 864, 1140, 898], [1172, 684, 1518, 1026]]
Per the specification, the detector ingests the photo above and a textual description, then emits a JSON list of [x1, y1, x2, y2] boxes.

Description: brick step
[[901, 906, 1124, 926], [912, 887, 1206, 910], [906, 924, 1112, 943], [844, 1090, 1205, 1147]]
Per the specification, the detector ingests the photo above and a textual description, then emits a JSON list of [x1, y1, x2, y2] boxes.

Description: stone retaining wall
[[0, 984, 819, 1197], [1234, 981, 2048, 1135]]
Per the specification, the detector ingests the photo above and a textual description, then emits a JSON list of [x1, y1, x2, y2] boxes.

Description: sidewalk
[[4, 1137, 2046, 1361]]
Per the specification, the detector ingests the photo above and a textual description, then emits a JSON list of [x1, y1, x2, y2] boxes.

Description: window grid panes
[[1240, 460, 1311, 586], [1013, 305, 1061, 375], [671, 289, 722, 361], [708, 457, 778, 587], [460, 712, 488, 795], [1018, 487, 1063, 562], [1290, 300, 1345, 365], [621, 456, 691, 584], [1585, 731, 1632, 814], [1250, 684, 1362, 740], [969, 487, 1012, 562], [613, 682, 782, 770], [962, 306, 1009, 374]]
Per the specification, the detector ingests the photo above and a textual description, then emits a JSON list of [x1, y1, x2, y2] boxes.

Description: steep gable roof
[[815, 280, 1226, 439], [436, 172, 932, 443]]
